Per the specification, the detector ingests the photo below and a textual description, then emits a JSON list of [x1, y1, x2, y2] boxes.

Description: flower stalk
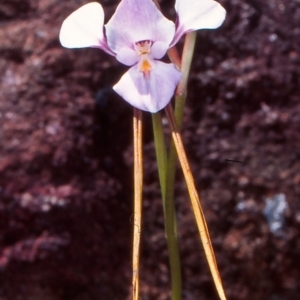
[[151, 31, 198, 300], [152, 112, 182, 300]]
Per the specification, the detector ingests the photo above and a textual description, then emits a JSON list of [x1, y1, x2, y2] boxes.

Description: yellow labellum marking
[[140, 59, 152, 73], [135, 40, 153, 76]]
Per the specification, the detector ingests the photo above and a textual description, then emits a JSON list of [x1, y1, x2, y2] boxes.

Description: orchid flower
[[59, 0, 226, 113]]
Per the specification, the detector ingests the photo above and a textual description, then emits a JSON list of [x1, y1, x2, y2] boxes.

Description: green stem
[[152, 112, 182, 300], [152, 112, 168, 196], [152, 32, 197, 300], [162, 31, 197, 299], [176, 32, 197, 102]]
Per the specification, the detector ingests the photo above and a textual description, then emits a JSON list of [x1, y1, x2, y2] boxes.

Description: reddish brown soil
[[0, 0, 300, 299]]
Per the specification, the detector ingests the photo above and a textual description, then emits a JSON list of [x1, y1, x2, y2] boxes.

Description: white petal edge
[[171, 0, 226, 46], [59, 2, 114, 55], [113, 61, 182, 113]]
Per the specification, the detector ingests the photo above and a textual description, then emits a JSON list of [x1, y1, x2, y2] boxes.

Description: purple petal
[[105, 0, 175, 56], [113, 61, 182, 113], [171, 0, 226, 46], [59, 2, 114, 56]]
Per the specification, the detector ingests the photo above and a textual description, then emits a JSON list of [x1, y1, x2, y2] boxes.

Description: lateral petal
[[171, 0, 226, 46], [59, 2, 114, 55], [151, 41, 170, 60], [116, 47, 140, 66], [105, 0, 175, 55], [113, 61, 181, 113]]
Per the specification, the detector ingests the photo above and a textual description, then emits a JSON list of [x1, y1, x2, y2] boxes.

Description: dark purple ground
[[0, 0, 300, 299]]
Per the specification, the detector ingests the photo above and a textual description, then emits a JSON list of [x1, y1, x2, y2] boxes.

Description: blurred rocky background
[[0, 0, 299, 299]]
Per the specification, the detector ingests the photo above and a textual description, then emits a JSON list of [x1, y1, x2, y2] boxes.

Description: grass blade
[[165, 104, 227, 300], [132, 108, 143, 300]]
